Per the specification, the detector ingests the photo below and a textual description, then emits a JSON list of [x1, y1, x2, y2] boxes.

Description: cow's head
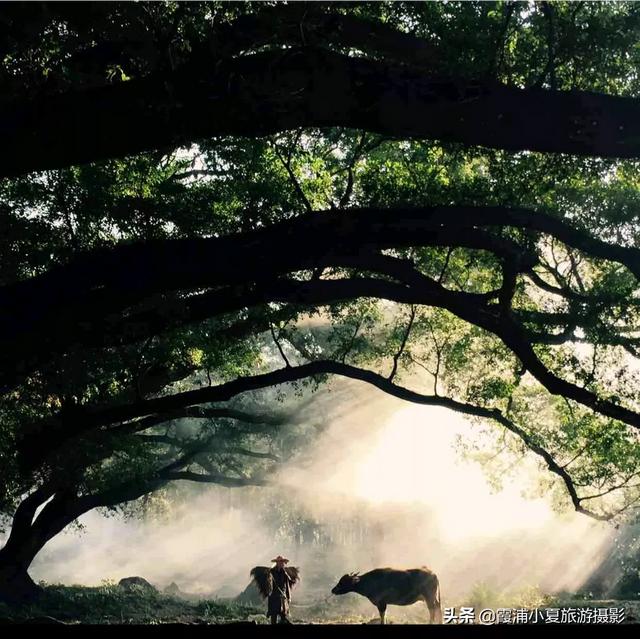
[[331, 572, 360, 595]]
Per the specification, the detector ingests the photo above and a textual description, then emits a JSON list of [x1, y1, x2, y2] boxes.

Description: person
[[267, 556, 294, 625], [250, 555, 300, 624]]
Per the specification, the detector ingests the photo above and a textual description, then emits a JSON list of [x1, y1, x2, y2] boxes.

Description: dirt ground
[[0, 584, 638, 625]]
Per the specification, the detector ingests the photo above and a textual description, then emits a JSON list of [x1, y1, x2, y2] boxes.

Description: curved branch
[[4, 204, 635, 359], [18, 359, 629, 519], [495, 315, 640, 430], [158, 361, 617, 520], [18, 267, 640, 471], [210, 5, 440, 69], [4, 40, 640, 178]]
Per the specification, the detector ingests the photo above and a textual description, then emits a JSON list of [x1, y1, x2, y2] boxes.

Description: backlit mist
[[27, 382, 615, 606]]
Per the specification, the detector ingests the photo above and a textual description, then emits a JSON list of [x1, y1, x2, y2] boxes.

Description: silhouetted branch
[[160, 471, 268, 487], [270, 133, 313, 213], [389, 305, 416, 381], [271, 322, 292, 368], [23, 358, 624, 520]]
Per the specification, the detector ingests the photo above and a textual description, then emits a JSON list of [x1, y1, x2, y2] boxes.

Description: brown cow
[[331, 567, 442, 624]]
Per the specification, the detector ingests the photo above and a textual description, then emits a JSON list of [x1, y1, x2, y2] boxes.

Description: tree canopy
[[2, 0, 640, 601]]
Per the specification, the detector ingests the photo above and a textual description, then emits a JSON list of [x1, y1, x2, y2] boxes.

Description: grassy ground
[[0, 583, 264, 624], [0, 582, 638, 624]]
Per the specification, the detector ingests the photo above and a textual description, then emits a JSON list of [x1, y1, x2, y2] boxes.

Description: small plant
[[463, 582, 505, 610], [510, 585, 552, 609], [460, 582, 553, 612]]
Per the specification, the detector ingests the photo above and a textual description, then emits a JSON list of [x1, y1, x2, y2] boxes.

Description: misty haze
[[23, 383, 621, 622]]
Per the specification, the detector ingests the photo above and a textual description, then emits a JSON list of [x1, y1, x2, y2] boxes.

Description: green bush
[[612, 571, 640, 600]]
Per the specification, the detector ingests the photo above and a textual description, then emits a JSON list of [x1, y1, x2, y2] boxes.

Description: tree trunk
[[0, 481, 162, 603], [0, 489, 84, 603], [0, 546, 43, 603], [0, 512, 59, 603]]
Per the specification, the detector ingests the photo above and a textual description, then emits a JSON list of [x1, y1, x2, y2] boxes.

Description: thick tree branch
[[17, 255, 640, 474], [3, 207, 547, 384], [0, 485, 57, 555], [17, 355, 639, 519], [209, 4, 440, 69], [4, 41, 640, 178], [5, 204, 634, 348], [13, 355, 628, 521]]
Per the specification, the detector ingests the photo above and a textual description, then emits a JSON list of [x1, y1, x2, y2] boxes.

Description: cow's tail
[[433, 577, 443, 624]]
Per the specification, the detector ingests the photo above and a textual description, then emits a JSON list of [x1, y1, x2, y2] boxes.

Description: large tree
[[2, 1, 640, 601]]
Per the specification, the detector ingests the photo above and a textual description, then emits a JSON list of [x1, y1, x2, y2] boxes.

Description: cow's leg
[[377, 603, 387, 625], [433, 602, 443, 624], [425, 595, 443, 624], [426, 599, 436, 624]]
